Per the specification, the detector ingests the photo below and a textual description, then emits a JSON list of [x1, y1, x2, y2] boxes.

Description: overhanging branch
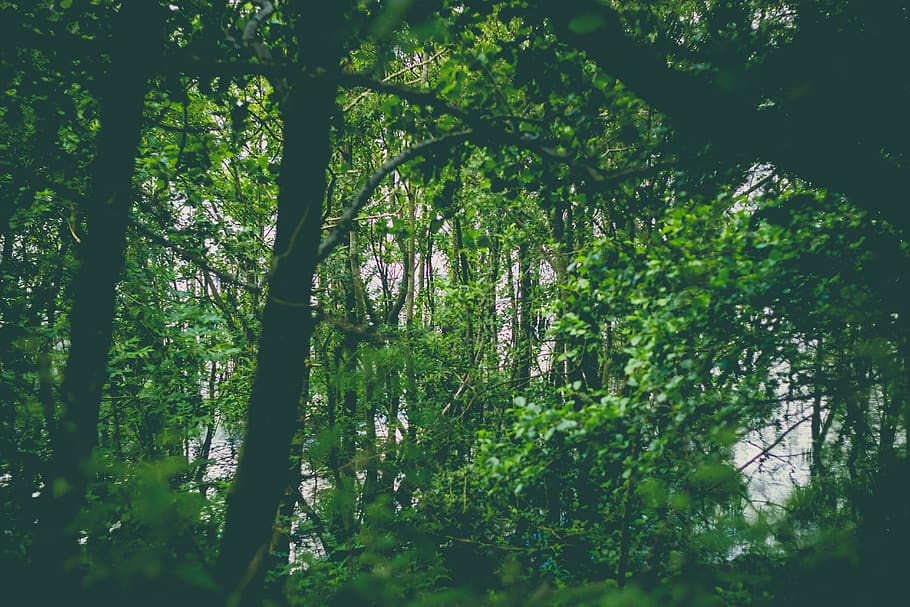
[[339, 72, 656, 186], [543, 0, 910, 231], [317, 130, 472, 261]]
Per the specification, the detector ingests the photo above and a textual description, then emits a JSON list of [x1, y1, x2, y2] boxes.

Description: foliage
[[2, 0, 909, 605]]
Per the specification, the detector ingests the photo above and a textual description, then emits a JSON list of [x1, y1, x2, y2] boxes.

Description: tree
[[28, 1, 167, 593]]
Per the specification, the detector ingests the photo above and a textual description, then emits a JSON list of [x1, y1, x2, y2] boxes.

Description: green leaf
[[568, 14, 607, 34]]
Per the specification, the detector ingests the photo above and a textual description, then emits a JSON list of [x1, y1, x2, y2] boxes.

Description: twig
[[737, 413, 813, 473]]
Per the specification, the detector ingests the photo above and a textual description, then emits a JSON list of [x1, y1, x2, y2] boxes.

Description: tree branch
[[339, 72, 657, 186], [242, 1, 274, 63], [133, 222, 263, 294], [343, 48, 449, 112], [317, 130, 472, 261], [311, 307, 393, 344], [737, 414, 814, 473]]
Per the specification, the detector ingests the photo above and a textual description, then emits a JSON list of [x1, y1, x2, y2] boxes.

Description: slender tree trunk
[[362, 359, 379, 508], [33, 0, 165, 588], [405, 189, 417, 327], [338, 261, 360, 548], [404, 191, 420, 443], [384, 364, 401, 485], [327, 349, 342, 487], [616, 429, 640, 587], [507, 251, 518, 372], [425, 229, 436, 315], [811, 340, 826, 478], [877, 385, 900, 473], [350, 229, 369, 322], [515, 239, 533, 385], [216, 20, 341, 598], [901, 340, 910, 469], [475, 230, 500, 423], [451, 215, 475, 364]]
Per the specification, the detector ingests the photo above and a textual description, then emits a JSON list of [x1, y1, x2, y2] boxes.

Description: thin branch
[[340, 71, 475, 122], [338, 72, 657, 185], [442, 535, 531, 553], [317, 130, 473, 261], [343, 48, 449, 112], [133, 222, 263, 294], [311, 307, 394, 344], [737, 414, 813, 473], [323, 207, 401, 228], [737, 171, 776, 199], [294, 487, 331, 556], [169, 63, 653, 191], [242, 0, 274, 64]]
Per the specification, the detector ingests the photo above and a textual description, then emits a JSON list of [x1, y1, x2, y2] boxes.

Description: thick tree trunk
[[33, 0, 165, 589]]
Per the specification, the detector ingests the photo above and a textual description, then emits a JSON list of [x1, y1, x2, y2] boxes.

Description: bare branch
[[737, 414, 813, 473]]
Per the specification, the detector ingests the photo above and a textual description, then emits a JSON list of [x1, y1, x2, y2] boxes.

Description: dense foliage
[[2, 1, 908, 605]]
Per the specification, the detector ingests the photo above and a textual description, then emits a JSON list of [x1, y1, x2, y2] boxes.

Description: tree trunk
[[216, 39, 340, 603], [264, 336, 311, 603], [34, 0, 165, 589], [810, 341, 826, 478], [515, 239, 533, 386]]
